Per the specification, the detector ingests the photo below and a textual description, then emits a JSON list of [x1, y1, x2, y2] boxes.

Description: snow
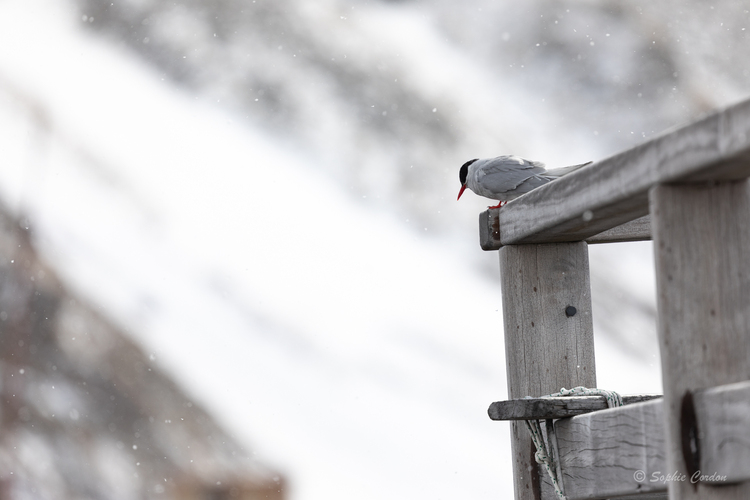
[[0, 0, 663, 499]]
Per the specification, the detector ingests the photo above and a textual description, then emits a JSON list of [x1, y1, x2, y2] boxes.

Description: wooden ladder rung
[[487, 393, 662, 421]]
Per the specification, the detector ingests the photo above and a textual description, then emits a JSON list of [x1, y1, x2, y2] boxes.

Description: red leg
[[488, 201, 506, 209]]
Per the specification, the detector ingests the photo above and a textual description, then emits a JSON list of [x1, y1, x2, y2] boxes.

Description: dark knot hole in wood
[[680, 390, 700, 489]]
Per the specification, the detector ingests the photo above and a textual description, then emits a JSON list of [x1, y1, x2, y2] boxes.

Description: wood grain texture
[[616, 494, 668, 500], [555, 398, 667, 500], [481, 213, 652, 250], [585, 215, 651, 244], [488, 98, 750, 246], [650, 181, 750, 500], [488, 394, 662, 420], [479, 209, 501, 251], [693, 380, 750, 484], [500, 242, 596, 500]]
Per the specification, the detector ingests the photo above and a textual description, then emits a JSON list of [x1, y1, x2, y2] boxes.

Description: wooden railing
[[482, 97, 750, 500]]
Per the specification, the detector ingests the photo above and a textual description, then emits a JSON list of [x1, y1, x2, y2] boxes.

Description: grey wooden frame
[[485, 98, 750, 500]]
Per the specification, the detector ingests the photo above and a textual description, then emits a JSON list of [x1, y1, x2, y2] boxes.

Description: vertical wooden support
[[651, 181, 750, 500], [500, 242, 596, 500]]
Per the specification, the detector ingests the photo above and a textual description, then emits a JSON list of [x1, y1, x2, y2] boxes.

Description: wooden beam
[[500, 242, 596, 500], [650, 181, 750, 499], [554, 398, 668, 500], [693, 380, 750, 484], [481, 213, 651, 250], [517, 380, 750, 500], [584, 214, 651, 244], [550, 381, 750, 500], [488, 394, 661, 420], [481, 98, 750, 248]]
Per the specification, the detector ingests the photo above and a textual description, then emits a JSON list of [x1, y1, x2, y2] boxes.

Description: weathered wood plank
[[488, 394, 661, 420], [693, 380, 750, 484], [650, 181, 750, 499], [528, 381, 750, 500], [479, 209, 501, 251], [482, 98, 750, 248], [584, 214, 651, 244], [481, 213, 651, 250], [616, 494, 668, 500], [500, 242, 596, 500], [555, 398, 668, 500]]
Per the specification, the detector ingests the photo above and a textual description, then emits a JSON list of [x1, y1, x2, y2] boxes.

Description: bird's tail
[[544, 161, 592, 178]]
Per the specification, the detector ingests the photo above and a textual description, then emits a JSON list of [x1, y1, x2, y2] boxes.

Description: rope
[[523, 418, 564, 499], [523, 386, 623, 500], [549, 386, 623, 408]]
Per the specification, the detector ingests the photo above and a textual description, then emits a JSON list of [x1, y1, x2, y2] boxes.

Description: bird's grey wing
[[504, 175, 551, 199], [474, 156, 548, 195]]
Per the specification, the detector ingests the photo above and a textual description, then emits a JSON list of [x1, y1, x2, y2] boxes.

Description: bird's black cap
[[459, 159, 478, 185]]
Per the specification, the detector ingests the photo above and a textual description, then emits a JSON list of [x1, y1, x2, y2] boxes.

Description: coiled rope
[[523, 387, 623, 500]]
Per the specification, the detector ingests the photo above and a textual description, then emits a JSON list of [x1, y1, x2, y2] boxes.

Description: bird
[[457, 155, 592, 209]]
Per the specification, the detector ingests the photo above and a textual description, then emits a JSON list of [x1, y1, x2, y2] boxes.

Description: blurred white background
[[0, 0, 748, 498]]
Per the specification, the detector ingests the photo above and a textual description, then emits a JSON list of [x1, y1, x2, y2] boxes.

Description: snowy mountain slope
[[74, 0, 554, 232], [75, 0, 750, 231], [427, 0, 750, 152], [0, 3, 510, 498], [67, 0, 747, 369], [0, 0, 683, 499], [0, 207, 285, 499]]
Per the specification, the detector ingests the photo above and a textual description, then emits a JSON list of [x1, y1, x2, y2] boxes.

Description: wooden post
[[650, 181, 750, 500], [500, 242, 596, 500]]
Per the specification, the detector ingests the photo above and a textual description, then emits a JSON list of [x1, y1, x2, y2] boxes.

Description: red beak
[[457, 184, 467, 201]]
